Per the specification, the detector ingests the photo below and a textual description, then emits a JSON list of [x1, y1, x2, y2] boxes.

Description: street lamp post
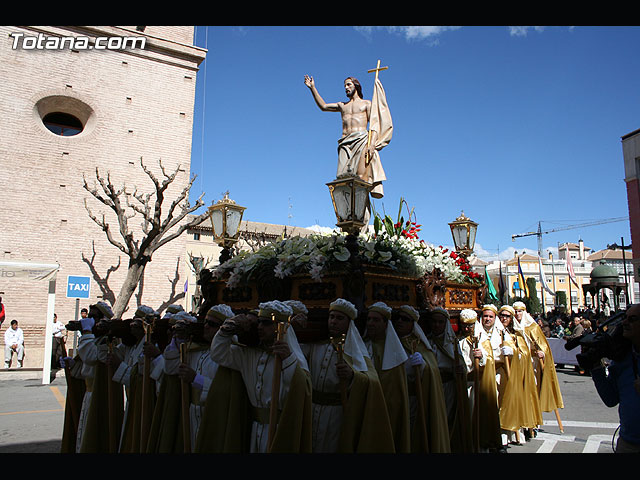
[[208, 192, 246, 264], [448, 211, 478, 258]]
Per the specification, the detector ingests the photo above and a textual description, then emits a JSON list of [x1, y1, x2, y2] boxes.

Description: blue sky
[[189, 26, 640, 261]]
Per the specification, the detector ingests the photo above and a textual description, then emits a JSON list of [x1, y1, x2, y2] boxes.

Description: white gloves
[[59, 356, 75, 368], [501, 346, 513, 356], [408, 352, 425, 367], [80, 317, 95, 331]]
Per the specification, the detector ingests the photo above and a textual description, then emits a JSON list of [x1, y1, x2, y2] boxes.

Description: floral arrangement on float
[[211, 198, 482, 289]]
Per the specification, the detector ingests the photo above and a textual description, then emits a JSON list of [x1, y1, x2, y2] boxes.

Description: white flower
[[333, 246, 350, 262], [378, 250, 392, 262]]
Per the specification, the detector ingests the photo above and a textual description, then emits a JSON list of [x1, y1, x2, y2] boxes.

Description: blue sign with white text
[[67, 275, 91, 298]]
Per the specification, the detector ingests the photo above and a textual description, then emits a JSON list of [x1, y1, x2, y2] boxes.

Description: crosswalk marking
[[531, 422, 619, 453], [535, 432, 575, 453], [543, 420, 619, 430], [583, 435, 614, 453]]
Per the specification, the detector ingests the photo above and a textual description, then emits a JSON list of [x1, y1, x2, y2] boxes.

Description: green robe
[[59, 357, 86, 453], [337, 353, 396, 453], [146, 373, 185, 453], [368, 338, 411, 453], [267, 363, 313, 453], [399, 334, 451, 453], [117, 361, 157, 453], [430, 335, 474, 453], [193, 365, 253, 453], [146, 343, 210, 453], [78, 361, 125, 453]]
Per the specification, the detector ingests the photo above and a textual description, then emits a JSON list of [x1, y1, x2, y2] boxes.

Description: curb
[[0, 368, 66, 381]]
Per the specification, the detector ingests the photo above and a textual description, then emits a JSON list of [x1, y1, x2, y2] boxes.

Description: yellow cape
[[499, 331, 543, 432], [476, 338, 502, 450], [525, 322, 564, 411]]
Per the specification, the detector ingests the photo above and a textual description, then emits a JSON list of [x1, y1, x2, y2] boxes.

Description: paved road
[[0, 365, 623, 453]]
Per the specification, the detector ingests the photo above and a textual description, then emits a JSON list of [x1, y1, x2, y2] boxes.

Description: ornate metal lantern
[[448, 211, 478, 258], [208, 192, 246, 263], [326, 173, 373, 235]]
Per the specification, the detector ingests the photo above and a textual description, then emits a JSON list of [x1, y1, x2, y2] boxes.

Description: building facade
[[587, 247, 638, 309], [622, 128, 640, 282], [486, 241, 594, 313], [0, 26, 206, 366]]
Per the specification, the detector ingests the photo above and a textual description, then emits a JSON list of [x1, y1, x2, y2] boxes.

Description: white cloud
[[508, 26, 546, 37], [355, 26, 462, 42], [305, 224, 340, 234], [473, 242, 559, 262]]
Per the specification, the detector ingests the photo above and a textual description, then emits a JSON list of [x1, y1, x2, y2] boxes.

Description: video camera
[[171, 320, 207, 344], [66, 318, 138, 343], [564, 310, 631, 372]]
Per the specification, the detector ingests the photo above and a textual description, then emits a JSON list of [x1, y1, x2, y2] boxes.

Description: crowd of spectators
[[532, 306, 608, 340]]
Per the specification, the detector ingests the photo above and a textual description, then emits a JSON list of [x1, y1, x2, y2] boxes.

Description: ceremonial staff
[[409, 339, 429, 453], [472, 335, 480, 453], [267, 313, 290, 453], [107, 338, 118, 453], [139, 320, 153, 452], [364, 59, 388, 167], [330, 334, 348, 409], [180, 340, 192, 453]]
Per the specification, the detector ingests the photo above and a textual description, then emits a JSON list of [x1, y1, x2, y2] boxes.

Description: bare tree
[[81, 240, 121, 307], [82, 157, 210, 318], [187, 251, 216, 276]]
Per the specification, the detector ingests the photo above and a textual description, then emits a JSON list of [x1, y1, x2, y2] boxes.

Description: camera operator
[[590, 304, 640, 453]]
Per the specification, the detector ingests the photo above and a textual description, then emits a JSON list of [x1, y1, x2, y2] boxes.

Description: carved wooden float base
[[207, 267, 484, 318]]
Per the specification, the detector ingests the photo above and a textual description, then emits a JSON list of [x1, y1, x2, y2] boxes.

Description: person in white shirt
[[5, 320, 25, 368], [51, 313, 67, 369], [210, 300, 309, 453]]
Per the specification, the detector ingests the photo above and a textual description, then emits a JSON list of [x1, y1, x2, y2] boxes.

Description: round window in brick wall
[[35, 95, 95, 138], [42, 112, 84, 136]]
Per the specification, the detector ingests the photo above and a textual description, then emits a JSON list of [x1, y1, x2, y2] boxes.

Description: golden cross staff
[[364, 59, 388, 167], [267, 313, 291, 453], [330, 334, 348, 409]]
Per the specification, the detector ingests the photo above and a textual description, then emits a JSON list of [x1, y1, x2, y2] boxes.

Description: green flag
[[485, 266, 499, 302]]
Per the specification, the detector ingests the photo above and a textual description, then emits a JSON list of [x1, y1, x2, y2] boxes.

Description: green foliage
[[526, 277, 542, 314], [556, 291, 567, 310], [372, 197, 421, 239]]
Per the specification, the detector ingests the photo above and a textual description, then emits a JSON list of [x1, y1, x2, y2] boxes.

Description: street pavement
[[0, 365, 623, 454]]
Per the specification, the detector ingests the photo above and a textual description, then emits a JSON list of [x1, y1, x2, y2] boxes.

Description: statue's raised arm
[[304, 75, 340, 112]]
